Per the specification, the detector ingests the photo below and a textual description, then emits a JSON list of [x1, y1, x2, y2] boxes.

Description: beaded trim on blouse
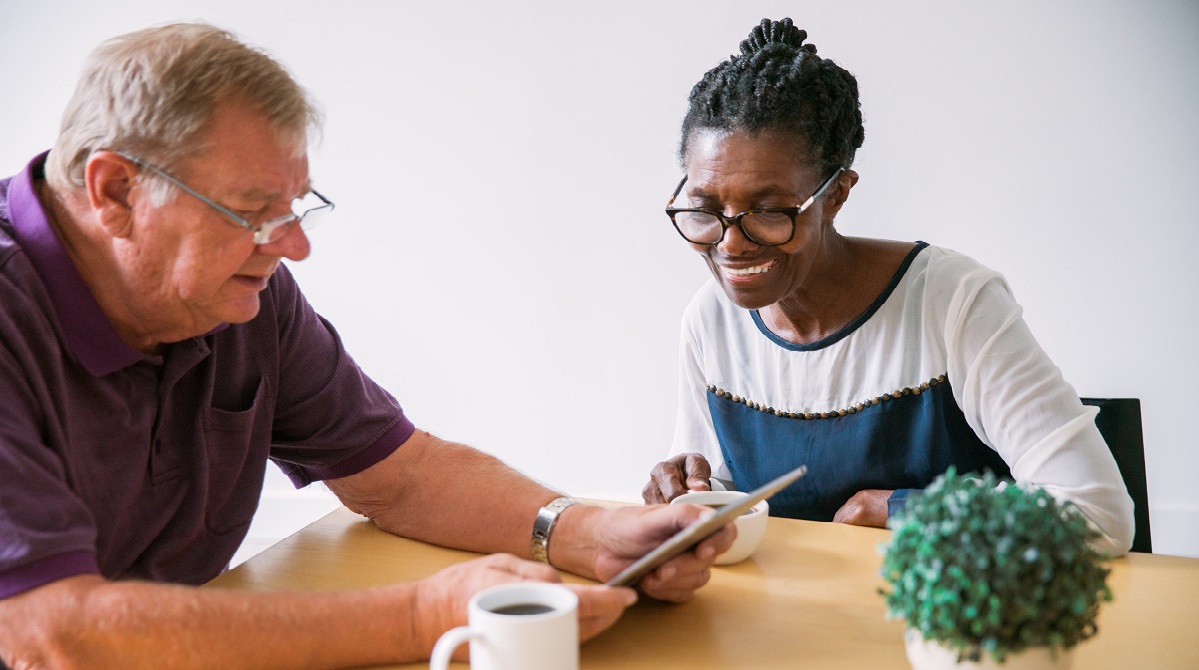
[[706, 374, 949, 420]]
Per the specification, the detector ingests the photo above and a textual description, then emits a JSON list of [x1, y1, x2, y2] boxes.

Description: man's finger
[[570, 585, 637, 641], [485, 553, 561, 582], [638, 561, 712, 603]]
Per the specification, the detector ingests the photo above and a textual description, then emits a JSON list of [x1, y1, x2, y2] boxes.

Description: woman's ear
[[84, 151, 138, 238], [822, 169, 860, 224]]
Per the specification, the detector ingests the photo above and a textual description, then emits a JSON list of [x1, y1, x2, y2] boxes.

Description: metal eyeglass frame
[[115, 151, 334, 244], [665, 167, 844, 246]]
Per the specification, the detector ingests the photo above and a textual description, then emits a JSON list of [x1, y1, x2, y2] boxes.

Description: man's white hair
[[46, 22, 322, 203]]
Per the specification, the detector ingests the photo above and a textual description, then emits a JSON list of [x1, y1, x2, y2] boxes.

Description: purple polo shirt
[[0, 153, 415, 599]]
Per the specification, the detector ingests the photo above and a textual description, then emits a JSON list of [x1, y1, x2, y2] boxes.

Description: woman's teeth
[[726, 262, 773, 276]]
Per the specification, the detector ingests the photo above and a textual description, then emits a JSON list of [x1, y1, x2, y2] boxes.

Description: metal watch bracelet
[[530, 496, 578, 564]]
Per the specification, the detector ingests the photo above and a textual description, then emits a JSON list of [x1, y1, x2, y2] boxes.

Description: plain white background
[[1, 1, 1195, 562]]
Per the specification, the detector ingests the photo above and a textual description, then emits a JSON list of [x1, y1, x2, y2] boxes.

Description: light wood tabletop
[[207, 506, 1199, 669]]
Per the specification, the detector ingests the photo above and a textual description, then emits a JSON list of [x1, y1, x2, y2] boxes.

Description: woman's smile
[[720, 260, 776, 280]]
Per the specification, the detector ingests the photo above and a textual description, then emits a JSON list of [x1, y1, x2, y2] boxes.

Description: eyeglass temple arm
[[117, 150, 334, 219], [113, 151, 252, 223], [799, 168, 845, 211], [667, 175, 689, 208]]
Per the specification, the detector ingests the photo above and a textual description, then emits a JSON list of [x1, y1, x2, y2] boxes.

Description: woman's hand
[[642, 453, 713, 504], [832, 489, 892, 528]]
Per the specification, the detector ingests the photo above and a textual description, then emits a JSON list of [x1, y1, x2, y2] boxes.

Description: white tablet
[[606, 464, 808, 587]]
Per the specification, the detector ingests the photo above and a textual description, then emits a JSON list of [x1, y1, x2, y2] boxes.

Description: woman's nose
[[715, 217, 760, 255]]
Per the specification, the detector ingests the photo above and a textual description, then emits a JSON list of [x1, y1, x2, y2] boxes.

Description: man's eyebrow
[[231, 182, 314, 203]]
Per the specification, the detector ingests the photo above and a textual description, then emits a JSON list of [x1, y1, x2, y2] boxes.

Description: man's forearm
[[0, 575, 422, 669], [326, 429, 735, 602], [328, 430, 562, 560]]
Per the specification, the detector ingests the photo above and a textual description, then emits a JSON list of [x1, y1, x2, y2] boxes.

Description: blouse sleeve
[[939, 258, 1135, 555], [669, 297, 733, 483]]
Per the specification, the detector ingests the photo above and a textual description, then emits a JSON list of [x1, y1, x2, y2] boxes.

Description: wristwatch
[[530, 496, 579, 564]]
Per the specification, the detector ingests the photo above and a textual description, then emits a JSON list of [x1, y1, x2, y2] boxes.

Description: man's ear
[[84, 151, 139, 238], [822, 168, 860, 225]]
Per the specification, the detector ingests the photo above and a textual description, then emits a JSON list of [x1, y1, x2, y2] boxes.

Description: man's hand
[[413, 556, 638, 646], [410, 553, 636, 659], [832, 489, 892, 528], [642, 453, 713, 504], [552, 503, 735, 603]]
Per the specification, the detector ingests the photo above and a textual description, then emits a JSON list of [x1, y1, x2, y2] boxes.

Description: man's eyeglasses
[[115, 152, 334, 245], [665, 168, 843, 246]]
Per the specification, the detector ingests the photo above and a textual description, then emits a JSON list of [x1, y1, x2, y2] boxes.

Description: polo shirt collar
[[9, 152, 151, 376]]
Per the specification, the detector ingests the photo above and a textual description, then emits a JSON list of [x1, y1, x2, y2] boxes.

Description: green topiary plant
[[879, 468, 1112, 664]]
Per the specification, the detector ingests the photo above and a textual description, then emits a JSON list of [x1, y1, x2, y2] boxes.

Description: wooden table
[[207, 507, 1199, 669]]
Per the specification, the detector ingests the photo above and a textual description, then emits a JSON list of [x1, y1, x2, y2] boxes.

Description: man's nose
[[257, 221, 311, 261]]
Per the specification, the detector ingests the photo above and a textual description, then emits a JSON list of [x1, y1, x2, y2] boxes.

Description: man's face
[[119, 101, 312, 343]]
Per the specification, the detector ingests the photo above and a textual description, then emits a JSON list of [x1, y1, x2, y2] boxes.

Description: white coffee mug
[[429, 582, 579, 670], [670, 490, 770, 565]]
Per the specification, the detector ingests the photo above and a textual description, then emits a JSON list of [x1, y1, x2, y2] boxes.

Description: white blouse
[[670, 243, 1135, 556]]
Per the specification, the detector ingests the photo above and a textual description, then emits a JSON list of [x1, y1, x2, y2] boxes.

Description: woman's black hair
[[680, 17, 865, 173]]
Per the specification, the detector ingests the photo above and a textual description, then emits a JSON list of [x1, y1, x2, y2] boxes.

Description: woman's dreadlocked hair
[[680, 18, 865, 174]]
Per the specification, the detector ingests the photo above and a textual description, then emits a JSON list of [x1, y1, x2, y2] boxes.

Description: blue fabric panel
[[887, 489, 920, 518], [706, 380, 1010, 521]]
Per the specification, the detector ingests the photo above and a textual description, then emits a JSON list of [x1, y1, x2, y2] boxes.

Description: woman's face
[[679, 129, 852, 310]]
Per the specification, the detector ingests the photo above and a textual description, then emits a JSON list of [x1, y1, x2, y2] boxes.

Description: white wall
[[2, 1, 1195, 561]]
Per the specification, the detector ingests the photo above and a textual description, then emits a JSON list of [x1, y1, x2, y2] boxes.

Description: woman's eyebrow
[[686, 184, 796, 204]]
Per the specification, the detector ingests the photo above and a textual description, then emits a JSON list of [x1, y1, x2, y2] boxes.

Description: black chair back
[[1080, 398, 1152, 553]]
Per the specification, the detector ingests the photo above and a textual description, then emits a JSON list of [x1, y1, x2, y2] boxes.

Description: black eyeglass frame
[[665, 167, 844, 246]]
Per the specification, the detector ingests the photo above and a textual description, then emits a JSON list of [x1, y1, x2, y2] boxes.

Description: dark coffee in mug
[[490, 603, 556, 616]]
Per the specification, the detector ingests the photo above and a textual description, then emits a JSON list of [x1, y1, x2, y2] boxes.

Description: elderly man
[[0, 23, 732, 669]]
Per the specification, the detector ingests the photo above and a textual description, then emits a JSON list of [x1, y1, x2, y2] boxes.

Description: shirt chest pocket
[[201, 375, 271, 534]]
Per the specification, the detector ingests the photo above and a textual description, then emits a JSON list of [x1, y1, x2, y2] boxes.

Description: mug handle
[[430, 626, 478, 669]]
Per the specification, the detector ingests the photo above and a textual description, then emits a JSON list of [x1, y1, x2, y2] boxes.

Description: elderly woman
[[641, 18, 1134, 555]]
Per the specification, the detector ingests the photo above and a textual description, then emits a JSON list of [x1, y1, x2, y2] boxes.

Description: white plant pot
[[904, 629, 1074, 669]]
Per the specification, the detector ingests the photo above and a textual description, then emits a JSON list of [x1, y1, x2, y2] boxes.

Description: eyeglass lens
[[254, 192, 333, 244], [673, 210, 794, 246], [293, 192, 332, 230]]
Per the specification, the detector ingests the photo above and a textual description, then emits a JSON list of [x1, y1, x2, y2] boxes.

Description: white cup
[[429, 582, 579, 670], [670, 490, 769, 565]]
